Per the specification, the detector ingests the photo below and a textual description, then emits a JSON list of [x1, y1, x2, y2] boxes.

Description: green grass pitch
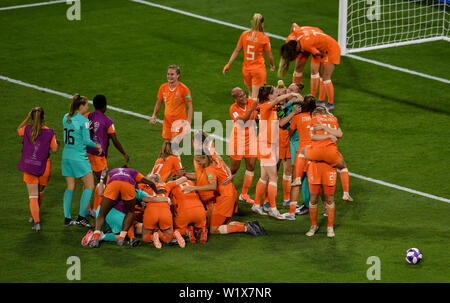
[[0, 0, 449, 283]]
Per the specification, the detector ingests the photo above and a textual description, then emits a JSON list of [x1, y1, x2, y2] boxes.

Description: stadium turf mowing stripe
[[2, 74, 449, 204], [0, 0, 66, 11], [130, 0, 450, 84]]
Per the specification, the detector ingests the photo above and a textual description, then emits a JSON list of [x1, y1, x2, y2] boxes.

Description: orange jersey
[[229, 99, 258, 155], [150, 155, 183, 182], [310, 114, 340, 148], [170, 180, 204, 211], [286, 24, 323, 43], [298, 32, 338, 56], [157, 82, 192, 120], [237, 30, 271, 70], [290, 112, 313, 149], [138, 181, 178, 209], [257, 102, 279, 144], [204, 160, 235, 196]]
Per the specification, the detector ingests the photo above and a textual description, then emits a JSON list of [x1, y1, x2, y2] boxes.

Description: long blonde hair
[[30, 107, 45, 144], [251, 13, 264, 33], [68, 93, 88, 121], [159, 140, 175, 160]]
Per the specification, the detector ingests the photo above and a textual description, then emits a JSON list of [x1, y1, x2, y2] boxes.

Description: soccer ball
[[405, 248, 423, 264]]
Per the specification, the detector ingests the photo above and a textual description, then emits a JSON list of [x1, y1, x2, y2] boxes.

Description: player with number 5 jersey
[[223, 13, 275, 100], [61, 94, 102, 228]]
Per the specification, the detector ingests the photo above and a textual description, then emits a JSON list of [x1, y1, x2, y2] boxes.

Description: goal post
[[338, 0, 450, 55]]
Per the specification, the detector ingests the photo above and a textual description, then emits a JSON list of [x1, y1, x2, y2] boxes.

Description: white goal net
[[339, 0, 450, 54]]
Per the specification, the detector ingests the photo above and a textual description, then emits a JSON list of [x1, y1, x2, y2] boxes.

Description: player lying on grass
[[17, 107, 58, 232], [294, 106, 353, 202], [89, 167, 165, 248], [183, 151, 266, 237]]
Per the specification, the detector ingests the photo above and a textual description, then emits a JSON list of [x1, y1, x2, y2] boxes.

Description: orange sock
[[292, 71, 303, 84], [241, 170, 254, 195], [318, 78, 325, 101], [267, 182, 278, 209], [93, 186, 102, 210], [309, 204, 318, 226], [254, 179, 267, 206], [323, 80, 334, 104], [157, 230, 172, 243], [282, 175, 291, 201], [340, 168, 350, 193], [127, 224, 135, 239], [326, 203, 336, 227], [221, 223, 246, 234], [289, 202, 297, 214], [310, 73, 320, 97], [143, 233, 152, 243], [29, 197, 40, 223], [295, 156, 307, 180]]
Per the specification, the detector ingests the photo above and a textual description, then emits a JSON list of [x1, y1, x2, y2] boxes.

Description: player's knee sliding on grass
[[17, 107, 59, 232]]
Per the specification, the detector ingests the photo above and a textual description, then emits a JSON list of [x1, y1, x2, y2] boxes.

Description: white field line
[[0, 0, 66, 11], [1, 74, 449, 204], [131, 0, 450, 85]]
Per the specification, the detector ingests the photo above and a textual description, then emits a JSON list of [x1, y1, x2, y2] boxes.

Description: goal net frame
[[338, 0, 450, 55]]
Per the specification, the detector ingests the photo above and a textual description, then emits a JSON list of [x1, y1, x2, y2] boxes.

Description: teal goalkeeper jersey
[[62, 112, 97, 161], [283, 101, 299, 143]]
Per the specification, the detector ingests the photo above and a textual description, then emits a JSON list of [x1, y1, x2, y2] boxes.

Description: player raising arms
[[62, 94, 102, 228], [228, 87, 259, 204], [150, 140, 185, 183], [279, 28, 341, 110], [251, 85, 301, 219], [183, 151, 264, 237], [223, 13, 275, 100], [86, 94, 129, 216], [149, 65, 193, 147], [17, 107, 58, 232]]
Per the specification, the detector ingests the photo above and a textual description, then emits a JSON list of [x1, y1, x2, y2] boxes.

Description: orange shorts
[[212, 186, 237, 218], [278, 143, 291, 160], [23, 159, 51, 185], [308, 161, 337, 194], [143, 204, 173, 230], [258, 142, 279, 166], [103, 180, 136, 201], [296, 52, 321, 66], [228, 139, 258, 161], [162, 116, 189, 140], [210, 213, 232, 227], [306, 145, 342, 167], [174, 206, 207, 235], [242, 67, 266, 87], [88, 153, 108, 172], [321, 42, 341, 66]]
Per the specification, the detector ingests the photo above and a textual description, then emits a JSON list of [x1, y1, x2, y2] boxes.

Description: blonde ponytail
[[251, 13, 264, 32], [68, 93, 88, 121], [30, 107, 44, 144]]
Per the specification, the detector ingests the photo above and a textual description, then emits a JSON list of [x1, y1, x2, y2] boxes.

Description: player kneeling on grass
[[183, 152, 266, 237], [82, 171, 168, 247], [139, 174, 187, 249], [305, 161, 337, 238], [89, 167, 165, 248], [169, 177, 208, 244]]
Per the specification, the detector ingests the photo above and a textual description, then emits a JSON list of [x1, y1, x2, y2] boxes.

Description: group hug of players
[[17, 13, 353, 248]]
